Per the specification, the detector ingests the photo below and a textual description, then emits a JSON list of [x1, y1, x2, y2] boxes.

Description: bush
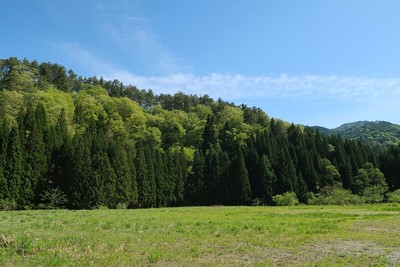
[[40, 187, 68, 209], [324, 188, 363, 205], [96, 204, 109, 210], [387, 189, 400, 203], [272, 192, 299, 206], [0, 199, 18, 211], [308, 187, 362, 205], [116, 202, 128, 209], [362, 185, 386, 204], [307, 193, 326, 205], [251, 198, 263, 206]]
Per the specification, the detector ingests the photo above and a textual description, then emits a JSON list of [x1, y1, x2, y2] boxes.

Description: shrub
[[0, 199, 18, 211], [96, 204, 109, 210], [307, 193, 325, 205], [251, 198, 263, 206], [324, 188, 363, 205], [307, 187, 362, 205], [387, 189, 400, 203], [362, 185, 386, 204], [272, 192, 299, 206], [40, 187, 68, 209], [116, 202, 128, 209]]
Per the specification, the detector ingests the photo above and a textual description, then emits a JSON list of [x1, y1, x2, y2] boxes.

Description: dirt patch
[[308, 240, 400, 265], [236, 240, 400, 266]]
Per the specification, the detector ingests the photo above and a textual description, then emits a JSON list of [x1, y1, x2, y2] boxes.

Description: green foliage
[[387, 189, 400, 203], [308, 184, 364, 205], [354, 162, 388, 195], [0, 57, 397, 209], [0, 198, 18, 211], [272, 191, 299, 206], [314, 121, 400, 151], [361, 185, 387, 204]]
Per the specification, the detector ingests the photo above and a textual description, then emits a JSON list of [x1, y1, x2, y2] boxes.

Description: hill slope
[[311, 121, 400, 149]]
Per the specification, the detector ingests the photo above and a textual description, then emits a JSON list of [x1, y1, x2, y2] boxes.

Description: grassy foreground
[[0, 205, 399, 266]]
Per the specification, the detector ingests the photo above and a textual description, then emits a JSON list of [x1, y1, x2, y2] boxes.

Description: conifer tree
[[172, 148, 187, 204], [92, 150, 115, 207], [246, 139, 262, 198], [185, 149, 204, 205], [259, 154, 276, 204], [380, 144, 400, 190], [203, 145, 222, 204], [5, 128, 24, 206], [162, 152, 174, 205], [154, 149, 167, 207], [136, 142, 156, 208], [230, 148, 252, 205], [144, 143, 157, 207], [70, 132, 94, 208], [108, 140, 134, 206], [0, 123, 8, 199], [51, 109, 73, 203], [126, 144, 139, 207], [274, 145, 296, 194], [202, 114, 219, 152]]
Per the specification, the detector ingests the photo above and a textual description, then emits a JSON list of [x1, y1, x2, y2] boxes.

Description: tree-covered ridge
[[311, 121, 400, 151], [0, 57, 399, 209]]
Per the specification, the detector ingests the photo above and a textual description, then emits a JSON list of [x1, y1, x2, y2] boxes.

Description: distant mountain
[[310, 121, 400, 150]]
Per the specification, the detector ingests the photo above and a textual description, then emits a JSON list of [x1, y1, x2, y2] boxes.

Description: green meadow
[[1, 205, 399, 266]]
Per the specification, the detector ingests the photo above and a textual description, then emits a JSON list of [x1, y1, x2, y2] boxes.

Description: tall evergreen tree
[[229, 148, 252, 205], [70, 132, 95, 208], [108, 140, 135, 206], [136, 142, 156, 208], [153, 149, 167, 207], [4, 128, 24, 206], [185, 149, 204, 205], [0, 123, 8, 199], [380, 144, 400, 190], [246, 139, 262, 199], [203, 145, 222, 204], [259, 154, 276, 204]]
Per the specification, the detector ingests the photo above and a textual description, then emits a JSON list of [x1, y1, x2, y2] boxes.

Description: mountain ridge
[[309, 120, 400, 149]]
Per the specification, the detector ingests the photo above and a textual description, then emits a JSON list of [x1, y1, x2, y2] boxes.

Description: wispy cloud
[[50, 40, 400, 127], [104, 70, 400, 104], [50, 1, 400, 127], [97, 4, 188, 74]]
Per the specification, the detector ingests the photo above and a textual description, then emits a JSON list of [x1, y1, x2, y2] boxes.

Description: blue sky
[[2, 0, 400, 128]]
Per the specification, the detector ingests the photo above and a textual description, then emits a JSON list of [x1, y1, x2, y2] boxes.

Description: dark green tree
[[259, 154, 276, 204], [108, 140, 135, 206], [229, 148, 252, 205], [4, 128, 24, 206], [185, 149, 204, 205]]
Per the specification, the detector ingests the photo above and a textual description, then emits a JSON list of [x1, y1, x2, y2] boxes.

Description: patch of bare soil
[[309, 240, 400, 265], [220, 240, 400, 266]]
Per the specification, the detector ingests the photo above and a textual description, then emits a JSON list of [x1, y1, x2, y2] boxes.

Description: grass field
[[0, 205, 399, 266]]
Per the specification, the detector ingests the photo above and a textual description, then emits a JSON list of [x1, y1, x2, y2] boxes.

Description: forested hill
[[0, 57, 399, 210], [311, 121, 400, 150]]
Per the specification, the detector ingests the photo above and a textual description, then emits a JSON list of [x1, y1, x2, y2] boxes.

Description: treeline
[[0, 57, 399, 209]]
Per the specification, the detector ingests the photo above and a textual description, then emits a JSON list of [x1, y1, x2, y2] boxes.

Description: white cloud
[[103, 71, 400, 105], [53, 42, 400, 108]]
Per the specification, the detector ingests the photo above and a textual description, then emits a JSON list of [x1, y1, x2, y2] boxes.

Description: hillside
[[0, 57, 399, 210], [311, 121, 400, 150]]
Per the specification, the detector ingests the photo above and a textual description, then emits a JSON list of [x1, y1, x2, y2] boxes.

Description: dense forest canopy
[[0, 57, 399, 209], [312, 121, 400, 152]]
